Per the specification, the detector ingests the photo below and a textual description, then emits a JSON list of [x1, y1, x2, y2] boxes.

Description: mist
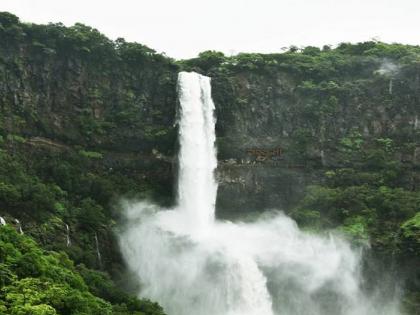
[[118, 72, 401, 315]]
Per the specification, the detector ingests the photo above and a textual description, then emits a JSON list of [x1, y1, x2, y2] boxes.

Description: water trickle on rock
[[94, 232, 102, 269], [14, 219, 23, 234], [65, 224, 71, 247], [120, 72, 400, 315]]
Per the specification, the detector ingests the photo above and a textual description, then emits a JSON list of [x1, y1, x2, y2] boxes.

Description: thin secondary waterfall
[[94, 232, 102, 268], [65, 223, 71, 247], [119, 72, 400, 315], [14, 219, 23, 234]]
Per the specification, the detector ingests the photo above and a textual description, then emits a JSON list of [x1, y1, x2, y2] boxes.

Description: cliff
[[0, 12, 419, 313]]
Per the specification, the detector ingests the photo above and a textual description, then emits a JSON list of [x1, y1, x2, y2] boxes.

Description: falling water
[[176, 72, 218, 231], [14, 219, 23, 234], [120, 72, 400, 315], [94, 232, 102, 268], [65, 224, 71, 247], [0, 216, 6, 226]]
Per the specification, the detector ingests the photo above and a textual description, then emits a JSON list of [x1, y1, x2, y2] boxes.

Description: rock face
[[202, 52, 420, 216], [2, 16, 419, 218], [216, 162, 311, 216], [0, 24, 178, 154]]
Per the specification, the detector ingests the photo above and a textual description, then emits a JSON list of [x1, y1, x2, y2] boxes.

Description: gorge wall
[[0, 12, 419, 312], [196, 50, 420, 216]]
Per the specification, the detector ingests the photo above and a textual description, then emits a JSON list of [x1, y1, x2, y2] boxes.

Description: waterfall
[[65, 224, 71, 247], [177, 72, 218, 231], [120, 72, 400, 315], [0, 216, 6, 226], [14, 219, 23, 234], [94, 232, 102, 268]]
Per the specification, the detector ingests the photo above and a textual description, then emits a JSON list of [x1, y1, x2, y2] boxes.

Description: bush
[[0, 226, 166, 315]]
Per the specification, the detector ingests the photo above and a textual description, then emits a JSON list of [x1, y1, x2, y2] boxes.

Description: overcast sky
[[1, 0, 419, 59]]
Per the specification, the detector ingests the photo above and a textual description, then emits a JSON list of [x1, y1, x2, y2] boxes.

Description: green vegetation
[[0, 226, 165, 315], [0, 11, 177, 313], [288, 127, 419, 311]]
